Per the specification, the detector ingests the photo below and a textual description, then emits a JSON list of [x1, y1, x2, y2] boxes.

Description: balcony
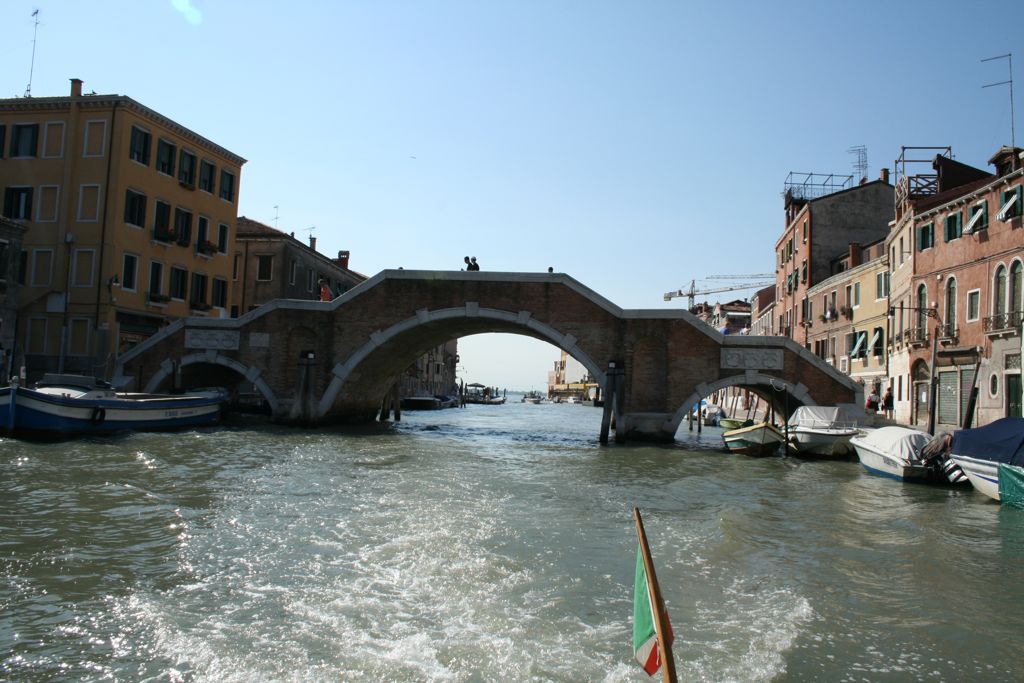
[[197, 240, 218, 256], [905, 327, 929, 347], [937, 323, 958, 344], [153, 227, 176, 243], [983, 312, 1022, 337], [147, 291, 170, 304]]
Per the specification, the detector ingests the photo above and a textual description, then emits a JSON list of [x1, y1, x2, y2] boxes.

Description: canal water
[[2, 399, 1023, 682]]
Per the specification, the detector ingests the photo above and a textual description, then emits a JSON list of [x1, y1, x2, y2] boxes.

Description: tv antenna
[[273, 205, 279, 229], [847, 145, 868, 183], [25, 9, 40, 98], [982, 53, 1015, 149]]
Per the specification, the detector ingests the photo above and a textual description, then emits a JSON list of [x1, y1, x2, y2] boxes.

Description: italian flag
[[633, 543, 674, 676]]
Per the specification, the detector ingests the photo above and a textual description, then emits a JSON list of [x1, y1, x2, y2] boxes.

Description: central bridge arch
[[116, 270, 861, 441]]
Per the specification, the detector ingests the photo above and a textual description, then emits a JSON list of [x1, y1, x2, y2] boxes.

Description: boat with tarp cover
[[786, 405, 862, 459], [949, 417, 1024, 503]]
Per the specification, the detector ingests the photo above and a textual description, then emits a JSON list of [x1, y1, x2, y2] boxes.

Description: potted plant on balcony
[[840, 305, 854, 320], [198, 240, 218, 255], [148, 291, 171, 304]]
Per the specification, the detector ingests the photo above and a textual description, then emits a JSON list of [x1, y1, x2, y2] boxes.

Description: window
[[156, 139, 176, 176], [36, 185, 58, 222], [899, 236, 905, 264], [916, 284, 928, 332], [801, 259, 807, 284], [965, 201, 988, 233], [853, 282, 860, 308], [83, 120, 106, 157], [169, 267, 188, 300], [217, 223, 228, 253], [122, 253, 138, 291], [124, 189, 147, 227], [944, 211, 962, 242], [190, 272, 208, 308], [871, 327, 884, 356], [219, 170, 235, 201], [917, 222, 934, 251], [129, 126, 151, 165], [0, 241, 8, 281], [211, 277, 227, 308], [199, 160, 215, 193], [10, 123, 39, 157], [27, 318, 47, 355], [1011, 261, 1023, 318], [307, 267, 315, 292], [31, 249, 53, 286], [289, 259, 298, 285], [77, 184, 100, 222], [153, 201, 172, 241], [876, 271, 889, 299], [256, 255, 273, 281], [966, 289, 980, 322], [149, 261, 164, 298], [196, 216, 210, 253], [850, 330, 868, 359], [42, 122, 65, 158], [995, 265, 1007, 316], [3, 187, 33, 220], [174, 208, 193, 246], [232, 254, 239, 281], [0, 124, 5, 158], [71, 249, 95, 287], [69, 318, 91, 356], [945, 278, 957, 335], [845, 285, 852, 307], [178, 150, 197, 187], [998, 186, 1023, 220]]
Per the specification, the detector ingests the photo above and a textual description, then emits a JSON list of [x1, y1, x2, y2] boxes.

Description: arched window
[[945, 278, 957, 336], [1011, 261, 1023, 322], [994, 265, 1007, 318], [916, 284, 928, 332]]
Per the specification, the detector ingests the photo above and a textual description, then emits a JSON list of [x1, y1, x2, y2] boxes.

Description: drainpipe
[[94, 100, 119, 376]]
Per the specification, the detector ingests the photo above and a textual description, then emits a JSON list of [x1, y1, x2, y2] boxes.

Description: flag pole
[[634, 507, 678, 683]]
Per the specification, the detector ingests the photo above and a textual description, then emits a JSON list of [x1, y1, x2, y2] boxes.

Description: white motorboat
[[850, 426, 967, 484], [949, 417, 1024, 502], [786, 405, 862, 459]]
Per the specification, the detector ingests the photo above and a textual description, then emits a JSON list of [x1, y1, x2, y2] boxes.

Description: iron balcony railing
[[983, 311, 1022, 335], [905, 327, 929, 345]]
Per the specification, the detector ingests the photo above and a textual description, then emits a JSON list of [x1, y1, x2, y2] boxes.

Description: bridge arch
[[667, 372, 817, 435], [317, 304, 606, 418], [143, 351, 281, 414]]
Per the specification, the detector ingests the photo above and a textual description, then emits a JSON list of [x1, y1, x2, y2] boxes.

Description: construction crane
[[663, 277, 775, 309]]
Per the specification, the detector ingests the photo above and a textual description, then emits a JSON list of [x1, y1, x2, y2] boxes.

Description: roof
[[236, 216, 287, 237]]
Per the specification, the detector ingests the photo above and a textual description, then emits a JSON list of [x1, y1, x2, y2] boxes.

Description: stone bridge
[[114, 270, 862, 442]]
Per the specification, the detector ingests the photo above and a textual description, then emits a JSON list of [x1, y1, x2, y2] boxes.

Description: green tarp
[[998, 464, 1024, 508]]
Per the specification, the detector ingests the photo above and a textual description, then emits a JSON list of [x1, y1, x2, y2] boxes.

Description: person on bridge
[[318, 279, 332, 302], [469, 257, 480, 271], [463, 256, 471, 270]]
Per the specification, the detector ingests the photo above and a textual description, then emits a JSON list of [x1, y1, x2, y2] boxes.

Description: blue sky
[[2, 1, 1020, 389]]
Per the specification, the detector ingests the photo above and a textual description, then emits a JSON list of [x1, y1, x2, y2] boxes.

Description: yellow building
[[0, 79, 245, 381]]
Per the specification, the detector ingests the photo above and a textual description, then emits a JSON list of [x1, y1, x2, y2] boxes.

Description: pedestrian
[[883, 386, 894, 419], [866, 387, 880, 412], [547, 266, 554, 273], [463, 256, 471, 270], [318, 278, 332, 302], [469, 256, 480, 271]]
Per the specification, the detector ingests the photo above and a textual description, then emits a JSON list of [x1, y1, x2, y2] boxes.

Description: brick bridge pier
[[115, 270, 861, 442]]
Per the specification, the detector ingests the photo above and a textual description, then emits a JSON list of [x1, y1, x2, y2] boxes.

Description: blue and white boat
[[949, 417, 1024, 502], [850, 426, 935, 482], [0, 374, 227, 440]]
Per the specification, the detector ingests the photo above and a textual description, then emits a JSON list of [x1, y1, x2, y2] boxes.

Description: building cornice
[[913, 167, 1024, 223]]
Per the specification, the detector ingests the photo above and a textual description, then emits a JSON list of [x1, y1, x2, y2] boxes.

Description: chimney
[[338, 250, 350, 269], [848, 242, 862, 268], [880, 167, 890, 184], [70, 78, 83, 98], [309, 236, 317, 252]]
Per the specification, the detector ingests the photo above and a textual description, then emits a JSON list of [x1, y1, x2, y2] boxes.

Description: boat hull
[[722, 422, 784, 457], [0, 386, 222, 439], [787, 428, 858, 459], [850, 438, 930, 482], [949, 454, 1001, 501]]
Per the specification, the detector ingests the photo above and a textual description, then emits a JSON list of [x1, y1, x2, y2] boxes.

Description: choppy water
[[2, 400, 1023, 682]]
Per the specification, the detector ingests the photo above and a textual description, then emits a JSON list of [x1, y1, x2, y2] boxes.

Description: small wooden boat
[[722, 421, 784, 457], [718, 417, 752, 431], [0, 374, 226, 440]]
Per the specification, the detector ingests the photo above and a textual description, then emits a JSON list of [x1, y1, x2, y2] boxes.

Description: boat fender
[[90, 407, 106, 425]]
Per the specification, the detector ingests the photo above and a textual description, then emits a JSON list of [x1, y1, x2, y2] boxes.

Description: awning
[[997, 192, 1018, 220], [850, 332, 865, 357], [869, 329, 881, 349], [964, 206, 985, 233]]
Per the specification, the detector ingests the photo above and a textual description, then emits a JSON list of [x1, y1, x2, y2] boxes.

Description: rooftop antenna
[[273, 205, 279, 229], [847, 145, 868, 183], [24, 9, 40, 98], [982, 53, 1015, 149]]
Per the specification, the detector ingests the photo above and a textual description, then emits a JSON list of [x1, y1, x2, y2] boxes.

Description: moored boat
[[522, 390, 545, 404], [0, 374, 226, 440], [786, 405, 862, 459], [850, 427, 966, 484], [718, 417, 753, 430], [948, 417, 1024, 502], [722, 421, 784, 457]]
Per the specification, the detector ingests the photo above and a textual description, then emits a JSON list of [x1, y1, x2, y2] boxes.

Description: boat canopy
[[855, 426, 932, 462], [787, 404, 862, 429], [951, 417, 1024, 466]]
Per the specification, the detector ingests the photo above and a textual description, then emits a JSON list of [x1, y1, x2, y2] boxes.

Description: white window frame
[[30, 248, 54, 287], [852, 282, 861, 309], [36, 185, 60, 223], [966, 288, 981, 322], [41, 121, 65, 159], [68, 316, 94, 357], [82, 119, 108, 158], [70, 248, 96, 288], [76, 183, 101, 222], [149, 260, 164, 297], [121, 252, 139, 292]]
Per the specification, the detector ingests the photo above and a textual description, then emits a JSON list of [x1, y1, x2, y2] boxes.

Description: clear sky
[[3, 1, 1021, 390]]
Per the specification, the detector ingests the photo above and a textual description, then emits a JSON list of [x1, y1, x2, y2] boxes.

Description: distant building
[[749, 285, 776, 336], [0, 78, 245, 380], [774, 170, 893, 346]]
